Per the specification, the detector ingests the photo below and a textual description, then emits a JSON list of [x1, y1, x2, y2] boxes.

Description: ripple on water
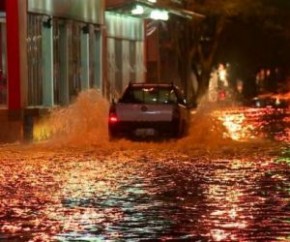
[[0, 90, 289, 241]]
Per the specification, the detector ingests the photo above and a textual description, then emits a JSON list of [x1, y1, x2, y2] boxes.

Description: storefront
[[105, 0, 201, 98], [27, 0, 105, 106], [0, 0, 105, 142], [105, 0, 164, 98], [105, 12, 145, 99]]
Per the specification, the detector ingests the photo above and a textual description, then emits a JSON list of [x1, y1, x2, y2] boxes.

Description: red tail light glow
[[109, 114, 118, 123], [109, 105, 118, 123]]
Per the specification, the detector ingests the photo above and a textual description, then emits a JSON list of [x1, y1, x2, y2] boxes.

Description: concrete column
[[81, 25, 89, 90], [94, 29, 102, 90], [42, 18, 54, 107], [59, 23, 69, 105]]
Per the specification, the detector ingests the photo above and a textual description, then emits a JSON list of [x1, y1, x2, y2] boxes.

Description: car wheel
[[171, 122, 182, 138], [178, 120, 187, 138]]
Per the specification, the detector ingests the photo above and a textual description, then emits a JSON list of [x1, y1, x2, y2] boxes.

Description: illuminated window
[[27, 14, 43, 106]]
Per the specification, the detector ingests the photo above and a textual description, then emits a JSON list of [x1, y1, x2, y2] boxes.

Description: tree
[[158, 0, 290, 102]]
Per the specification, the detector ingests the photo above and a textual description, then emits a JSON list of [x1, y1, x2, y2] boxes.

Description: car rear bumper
[[109, 120, 180, 138]]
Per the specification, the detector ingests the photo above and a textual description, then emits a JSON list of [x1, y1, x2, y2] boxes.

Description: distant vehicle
[[108, 82, 191, 140], [250, 92, 289, 108]]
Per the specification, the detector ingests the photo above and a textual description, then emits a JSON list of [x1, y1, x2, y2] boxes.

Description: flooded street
[[0, 92, 289, 241]]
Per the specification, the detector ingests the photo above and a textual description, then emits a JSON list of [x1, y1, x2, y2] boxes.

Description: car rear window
[[120, 87, 178, 104]]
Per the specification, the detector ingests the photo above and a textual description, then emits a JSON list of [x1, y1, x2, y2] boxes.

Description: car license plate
[[135, 128, 155, 137]]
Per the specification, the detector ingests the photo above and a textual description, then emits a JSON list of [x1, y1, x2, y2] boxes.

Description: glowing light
[[213, 110, 255, 141], [131, 5, 144, 15], [150, 10, 169, 20], [109, 114, 118, 123], [219, 69, 226, 81], [218, 64, 228, 86], [210, 229, 230, 241], [33, 119, 53, 141]]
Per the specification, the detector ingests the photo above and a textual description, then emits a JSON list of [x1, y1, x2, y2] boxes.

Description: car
[[108, 82, 191, 140], [250, 92, 289, 108]]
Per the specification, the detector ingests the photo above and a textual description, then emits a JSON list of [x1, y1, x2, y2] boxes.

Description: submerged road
[[0, 104, 289, 242]]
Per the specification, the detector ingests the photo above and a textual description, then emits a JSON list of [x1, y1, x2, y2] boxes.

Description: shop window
[[89, 26, 95, 89], [53, 19, 62, 105], [115, 39, 122, 95], [27, 14, 43, 106], [129, 40, 136, 83], [107, 38, 116, 98], [68, 22, 81, 101], [89, 26, 101, 90]]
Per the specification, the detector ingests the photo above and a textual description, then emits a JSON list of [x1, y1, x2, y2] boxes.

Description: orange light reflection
[[212, 109, 255, 141], [205, 159, 254, 241]]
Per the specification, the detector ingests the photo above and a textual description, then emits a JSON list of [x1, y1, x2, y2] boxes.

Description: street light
[[150, 10, 169, 20], [131, 5, 144, 15]]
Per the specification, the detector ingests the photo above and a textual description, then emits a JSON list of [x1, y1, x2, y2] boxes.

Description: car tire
[[177, 120, 187, 138]]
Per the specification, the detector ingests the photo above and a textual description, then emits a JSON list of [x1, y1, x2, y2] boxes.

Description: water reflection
[[0, 147, 289, 241], [215, 106, 290, 142], [31, 90, 290, 148], [0, 91, 289, 241]]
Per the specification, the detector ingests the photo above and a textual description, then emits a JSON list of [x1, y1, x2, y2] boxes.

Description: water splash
[[34, 89, 110, 147], [32, 89, 289, 151]]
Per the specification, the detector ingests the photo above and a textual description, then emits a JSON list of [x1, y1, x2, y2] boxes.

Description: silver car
[[108, 82, 190, 140]]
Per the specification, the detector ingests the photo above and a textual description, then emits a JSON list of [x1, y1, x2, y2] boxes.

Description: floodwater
[[0, 90, 289, 242]]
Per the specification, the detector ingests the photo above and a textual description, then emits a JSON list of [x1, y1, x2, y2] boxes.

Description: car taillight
[[109, 105, 118, 123], [109, 113, 118, 123]]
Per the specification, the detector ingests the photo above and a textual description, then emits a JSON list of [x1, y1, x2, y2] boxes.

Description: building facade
[[0, 0, 198, 143], [105, 12, 145, 99], [106, 0, 202, 98], [27, 0, 105, 106], [105, 0, 155, 100], [0, 0, 105, 142]]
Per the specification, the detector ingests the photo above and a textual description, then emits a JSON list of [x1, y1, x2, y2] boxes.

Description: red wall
[[6, 0, 21, 110], [0, 0, 4, 73]]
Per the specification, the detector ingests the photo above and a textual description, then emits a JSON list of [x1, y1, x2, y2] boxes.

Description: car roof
[[128, 82, 176, 88]]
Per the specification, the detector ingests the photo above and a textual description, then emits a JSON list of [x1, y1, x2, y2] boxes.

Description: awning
[[28, 0, 105, 24], [106, 0, 204, 20]]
